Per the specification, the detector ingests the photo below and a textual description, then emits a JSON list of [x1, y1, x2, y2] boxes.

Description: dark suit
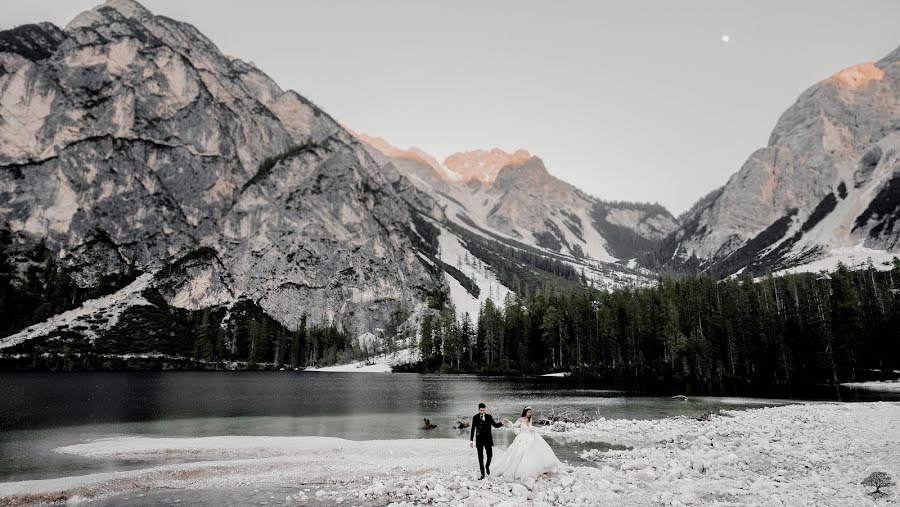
[[470, 413, 502, 475]]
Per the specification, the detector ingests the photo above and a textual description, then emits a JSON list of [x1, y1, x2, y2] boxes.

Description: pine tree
[[419, 314, 435, 363], [830, 263, 863, 381]]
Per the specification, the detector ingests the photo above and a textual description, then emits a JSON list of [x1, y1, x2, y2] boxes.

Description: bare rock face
[[0, 0, 435, 334], [478, 156, 677, 261], [154, 249, 235, 311], [666, 47, 900, 274], [444, 148, 534, 183]]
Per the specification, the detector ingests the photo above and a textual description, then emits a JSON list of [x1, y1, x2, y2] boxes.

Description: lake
[[1, 372, 895, 485]]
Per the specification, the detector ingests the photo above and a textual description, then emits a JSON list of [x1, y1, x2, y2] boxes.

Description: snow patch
[[775, 244, 898, 276], [305, 347, 417, 373], [0, 273, 154, 350], [841, 380, 900, 393], [435, 224, 512, 319]]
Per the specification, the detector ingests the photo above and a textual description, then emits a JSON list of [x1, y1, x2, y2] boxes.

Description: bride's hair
[[521, 406, 532, 421]]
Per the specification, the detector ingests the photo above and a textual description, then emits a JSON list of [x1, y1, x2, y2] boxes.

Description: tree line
[[411, 259, 900, 394], [0, 233, 136, 338], [3, 283, 366, 371]]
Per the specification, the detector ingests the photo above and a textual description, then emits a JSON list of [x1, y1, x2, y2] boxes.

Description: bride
[[492, 406, 561, 484]]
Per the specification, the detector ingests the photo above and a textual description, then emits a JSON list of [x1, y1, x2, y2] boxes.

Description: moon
[[721, 34, 731, 43]]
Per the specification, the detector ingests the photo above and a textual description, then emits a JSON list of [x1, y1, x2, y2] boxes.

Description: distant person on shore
[[469, 403, 506, 480]]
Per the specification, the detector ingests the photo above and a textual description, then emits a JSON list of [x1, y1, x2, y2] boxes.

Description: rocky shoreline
[[1, 402, 897, 506]]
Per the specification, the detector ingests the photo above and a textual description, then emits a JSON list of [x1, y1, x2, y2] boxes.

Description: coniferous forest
[[409, 259, 900, 396]]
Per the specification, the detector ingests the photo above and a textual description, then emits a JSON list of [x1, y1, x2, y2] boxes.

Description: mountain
[[354, 134, 679, 264], [0, 0, 439, 351], [349, 132, 685, 326], [661, 48, 900, 275], [443, 148, 533, 183]]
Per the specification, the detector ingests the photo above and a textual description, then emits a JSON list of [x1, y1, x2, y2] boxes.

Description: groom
[[469, 403, 507, 480]]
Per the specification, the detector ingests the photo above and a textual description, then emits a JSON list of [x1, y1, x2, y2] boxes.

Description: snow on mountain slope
[[353, 133, 678, 269], [0, 273, 153, 350], [773, 245, 899, 276], [435, 224, 512, 319]]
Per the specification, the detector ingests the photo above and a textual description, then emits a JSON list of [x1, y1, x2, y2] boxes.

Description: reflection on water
[[2, 371, 888, 483]]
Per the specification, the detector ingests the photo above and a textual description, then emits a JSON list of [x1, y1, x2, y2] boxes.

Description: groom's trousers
[[476, 444, 492, 474]]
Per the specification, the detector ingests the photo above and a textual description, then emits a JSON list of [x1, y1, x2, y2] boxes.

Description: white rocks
[[2, 403, 898, 507], [676, 491, 701, 505], [510, 483, 529, 498], [620, 459, 646, 471], [634, 469, 656, 482]]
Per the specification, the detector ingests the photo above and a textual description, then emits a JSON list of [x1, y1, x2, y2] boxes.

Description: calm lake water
[[1, 372, 895, 484]]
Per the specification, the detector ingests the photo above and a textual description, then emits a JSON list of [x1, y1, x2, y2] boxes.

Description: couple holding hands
[[469, 403, 560, 484]]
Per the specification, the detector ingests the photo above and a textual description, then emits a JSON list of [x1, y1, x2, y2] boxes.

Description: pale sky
[[5, 1, 900, 214]]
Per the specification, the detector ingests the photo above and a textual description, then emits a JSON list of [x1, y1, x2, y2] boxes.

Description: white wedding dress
[[492, 417, 561, 483]]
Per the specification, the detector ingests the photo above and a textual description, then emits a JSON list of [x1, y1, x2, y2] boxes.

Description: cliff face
[[666, 48, 900, 274], [0, 0, 435, 336]]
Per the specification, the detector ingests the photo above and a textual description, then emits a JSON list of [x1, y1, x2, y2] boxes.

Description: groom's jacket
[[470, 413, 502, 447]]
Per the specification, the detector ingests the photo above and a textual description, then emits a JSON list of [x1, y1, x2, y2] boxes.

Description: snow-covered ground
[[436, 224, 513, 320], [556, 402, 900, 506], [1, 402, 897, 506], [842, 380, 900, 393], [775, 245, 899, 276], [304, 347, 417, 373], [0, 273, 154, 350]]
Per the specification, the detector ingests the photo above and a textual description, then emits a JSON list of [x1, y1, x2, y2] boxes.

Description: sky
[[5, 1, 900, 215]]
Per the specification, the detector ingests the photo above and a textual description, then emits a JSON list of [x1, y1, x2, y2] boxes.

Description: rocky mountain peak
[[826, 62, 885, 89], [103, 0, 153, 19], [66, 0, 152, 31], [662, 43, 900, 275], [350, 131, 448, 178], [443, 148, 533, 183], [492, 156, 554, 189]]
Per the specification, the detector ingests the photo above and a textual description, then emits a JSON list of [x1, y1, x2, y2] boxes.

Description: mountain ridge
[[658, 46, 900, 275], [353, 132, 680, 264]]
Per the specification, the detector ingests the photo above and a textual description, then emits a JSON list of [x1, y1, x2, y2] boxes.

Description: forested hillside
[[408, 259, 900, 394]]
